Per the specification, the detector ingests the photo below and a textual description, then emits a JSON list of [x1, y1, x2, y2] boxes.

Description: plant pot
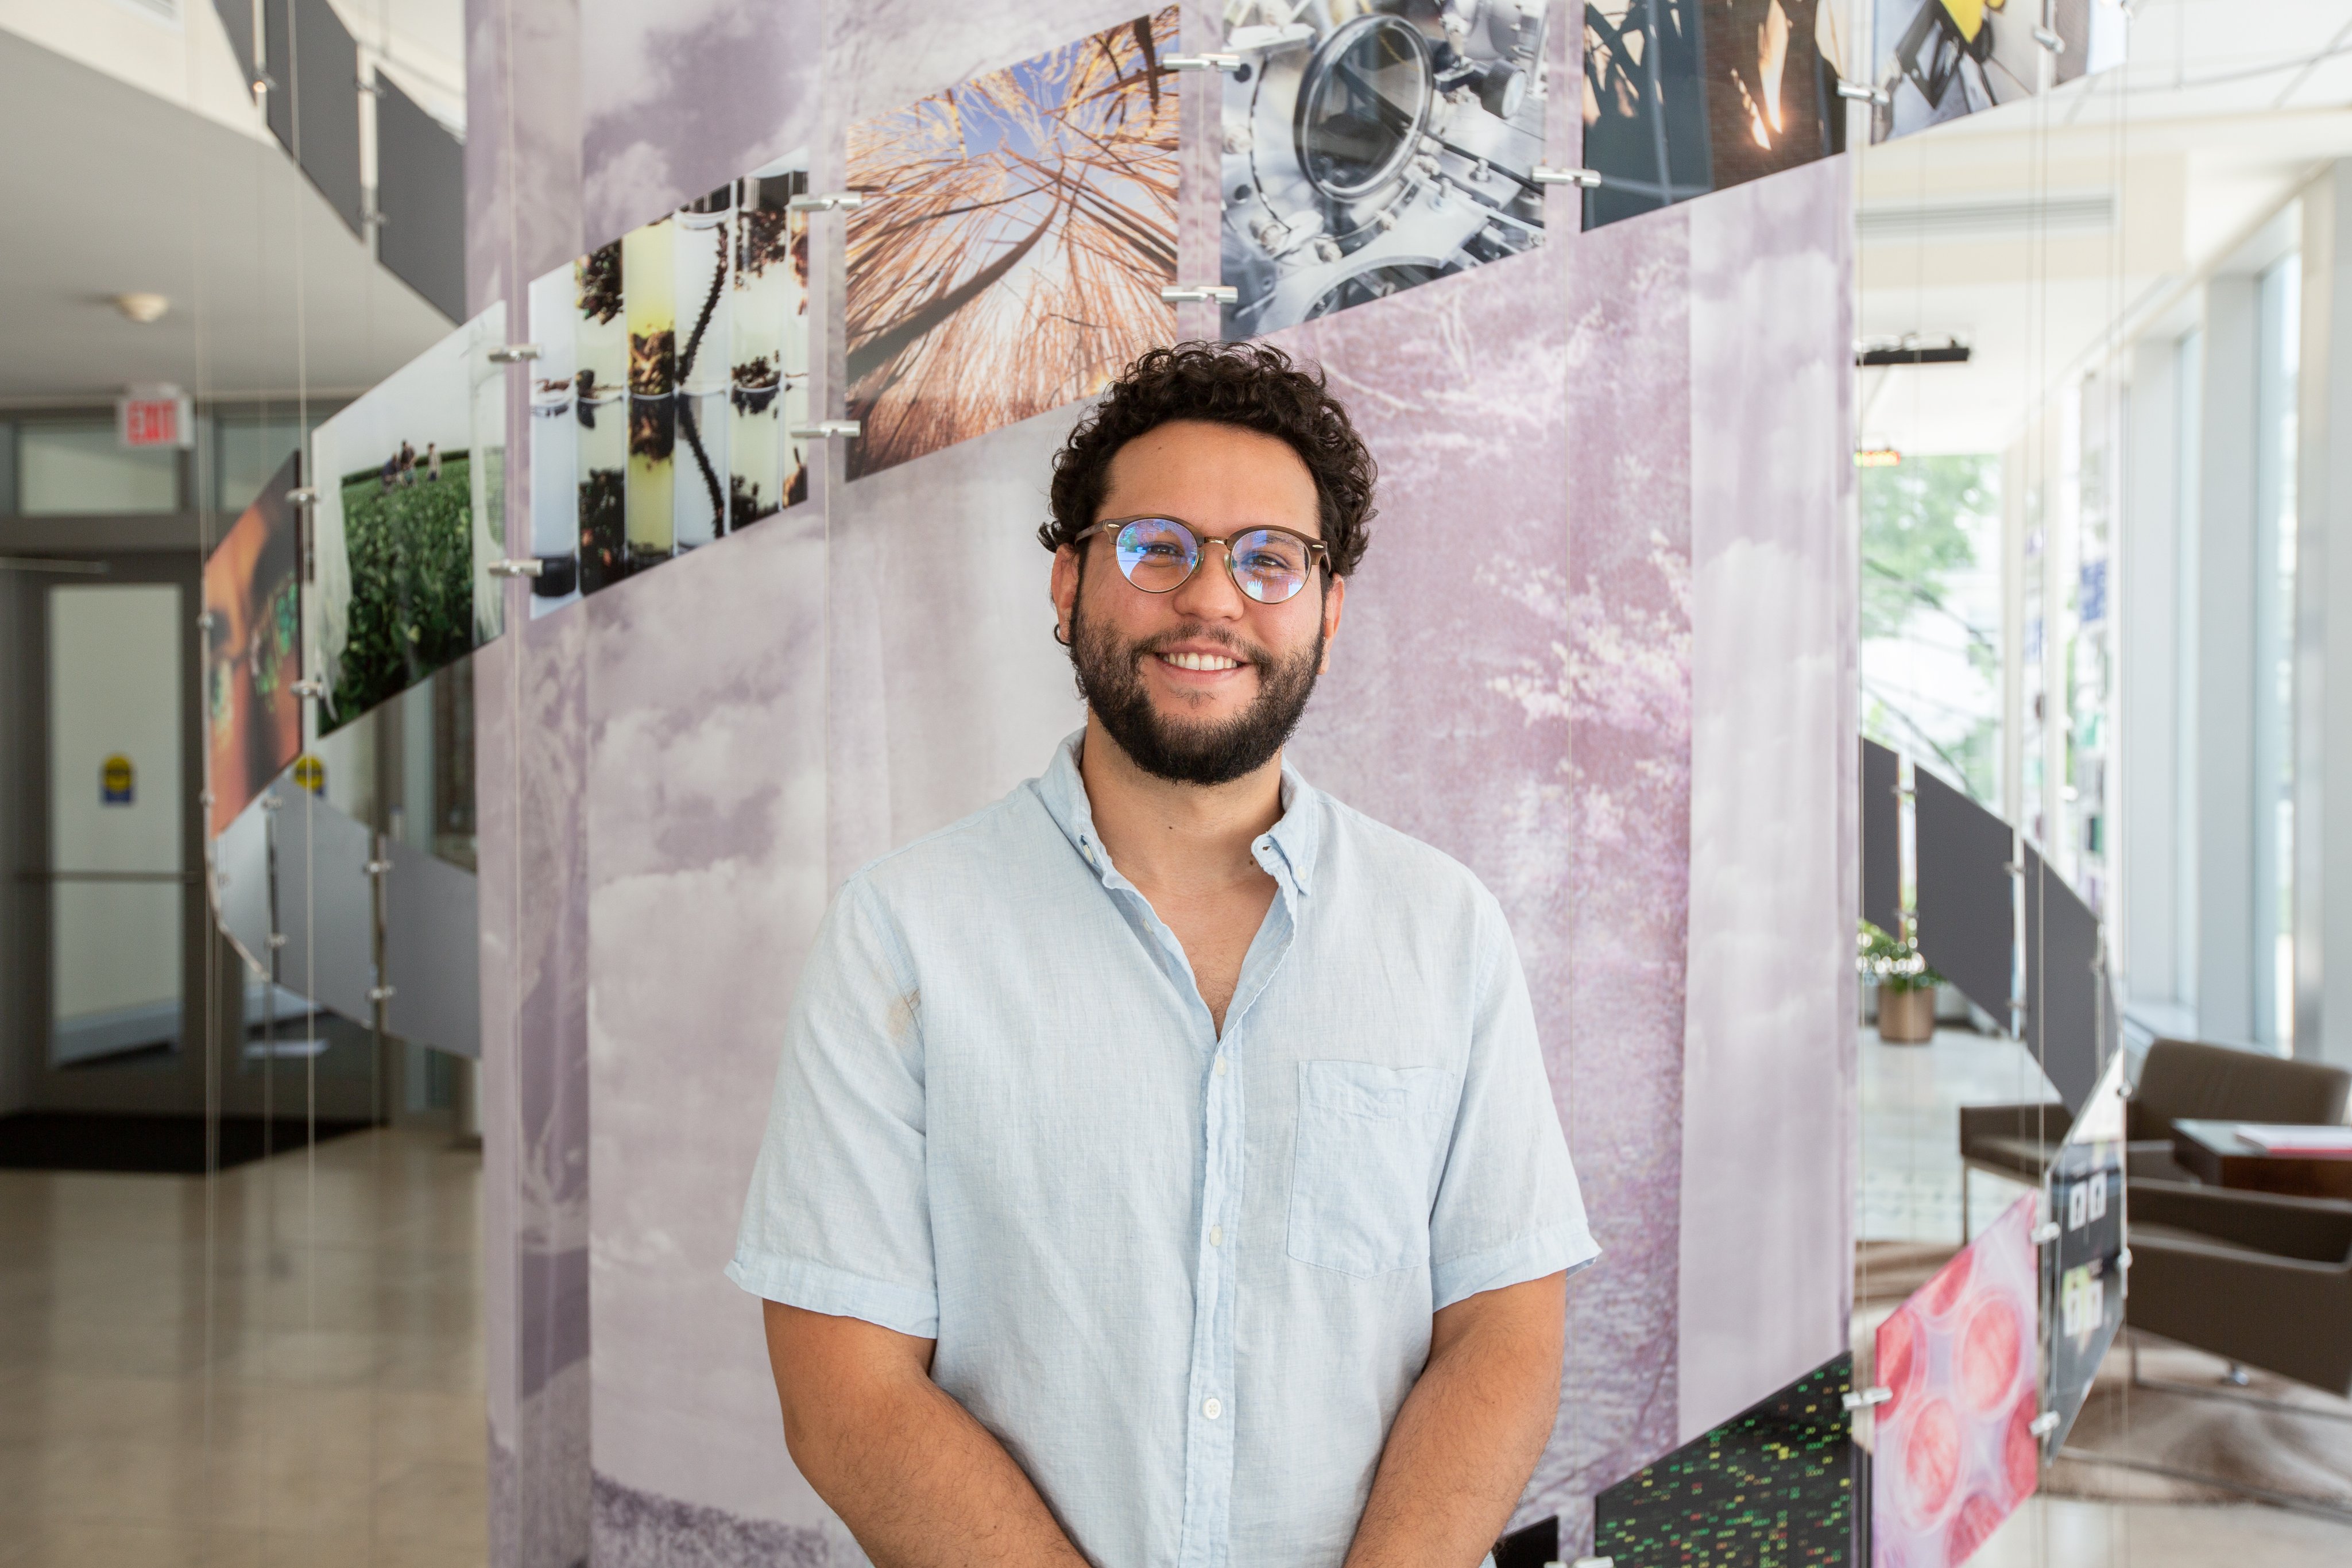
[[1877, 985, 1937, 1044]]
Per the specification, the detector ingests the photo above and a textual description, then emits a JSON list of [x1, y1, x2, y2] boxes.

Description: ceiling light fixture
[[113, 292, 171, 324]]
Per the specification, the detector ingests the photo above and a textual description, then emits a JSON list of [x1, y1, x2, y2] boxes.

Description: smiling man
[[729, 342, 1596, 1568]]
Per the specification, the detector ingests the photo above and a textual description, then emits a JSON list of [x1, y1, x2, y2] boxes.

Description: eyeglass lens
[[1113, 518, 1312, 604]]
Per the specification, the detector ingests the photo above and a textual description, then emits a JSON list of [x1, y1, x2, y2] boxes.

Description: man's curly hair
[[1040, 341, 1376, 579]]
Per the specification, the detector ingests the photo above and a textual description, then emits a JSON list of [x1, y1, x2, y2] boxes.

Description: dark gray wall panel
[[2024, 846, 2107, 1114], [375, 74, 467, 322], [1861, 738, 1900, 938], [262, 0, 292, 149], [1913, 766, 2013, 1021], [291, 0, 365, 235]]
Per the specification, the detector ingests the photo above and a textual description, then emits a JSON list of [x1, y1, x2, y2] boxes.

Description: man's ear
[[1050, 542, 1082, 645], [1317, 572, 1346, 675]]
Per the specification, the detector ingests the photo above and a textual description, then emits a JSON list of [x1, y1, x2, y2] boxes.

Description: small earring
[[1054, 622, 1070, 646]]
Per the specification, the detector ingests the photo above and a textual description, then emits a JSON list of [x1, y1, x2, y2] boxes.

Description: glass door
[[47, 582, 184, 1066]]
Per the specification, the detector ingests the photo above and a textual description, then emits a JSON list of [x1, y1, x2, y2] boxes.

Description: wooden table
[[2172, 1118, 2352, 1201]]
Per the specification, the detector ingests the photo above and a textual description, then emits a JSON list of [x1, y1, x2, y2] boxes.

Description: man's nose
[[1170, 539, 1249, 620]]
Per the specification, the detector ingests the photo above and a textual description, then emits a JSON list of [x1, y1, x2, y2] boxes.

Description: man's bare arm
[[1342, 1272, 1568, 1568], [763, 1300, 1091, 1568]]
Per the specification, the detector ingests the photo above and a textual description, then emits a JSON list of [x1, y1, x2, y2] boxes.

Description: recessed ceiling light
[[113, 293, 171, 324]]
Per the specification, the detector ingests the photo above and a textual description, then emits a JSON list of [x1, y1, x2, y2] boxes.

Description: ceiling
[[0, 4, 458, 406], [1855, 0, 2352, 455]]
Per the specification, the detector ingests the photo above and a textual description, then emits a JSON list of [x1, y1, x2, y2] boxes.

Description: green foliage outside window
[[1861, 454, 2001, 804]]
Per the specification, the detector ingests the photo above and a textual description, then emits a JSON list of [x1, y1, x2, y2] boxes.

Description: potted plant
[[1860, 920, 1943, 1044]]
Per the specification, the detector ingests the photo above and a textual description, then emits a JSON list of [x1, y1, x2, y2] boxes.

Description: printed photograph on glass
[[2044, 1048, 2126, 1456], [202, 452, 304, 838], [1593, 1350, 1861, 1567], [1873, 1194, 2040, 1568], [523, 154, 811, 617], [1866, 0, 2123, 144], [307, 307, 505, 736], [1580, 1, 1845, 230], [845, 12, 1179, 479], [1218, 1, 1552, 335]]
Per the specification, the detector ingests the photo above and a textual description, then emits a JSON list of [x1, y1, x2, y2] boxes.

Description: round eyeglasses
[[1082, 516, 1329, 605]]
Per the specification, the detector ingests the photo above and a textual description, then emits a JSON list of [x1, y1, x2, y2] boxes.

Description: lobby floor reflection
[[0, 1127, 484, 1567]]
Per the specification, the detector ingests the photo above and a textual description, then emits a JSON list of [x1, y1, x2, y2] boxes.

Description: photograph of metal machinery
[[1868, 0, 2125, 143], [1217, 1, 1553, 336], [1579, 0, 1844, 230]]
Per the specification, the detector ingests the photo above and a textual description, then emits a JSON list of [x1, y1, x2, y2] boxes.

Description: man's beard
[[1068, 587, 1325, 788]]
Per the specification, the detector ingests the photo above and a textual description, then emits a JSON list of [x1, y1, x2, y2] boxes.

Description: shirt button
[[1213, 1056, 1228, 1077], [1209, 1225, 1223, 1247], [1202, 1397, 1222, 1420]]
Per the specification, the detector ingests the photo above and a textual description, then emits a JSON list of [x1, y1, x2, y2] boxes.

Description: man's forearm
[[766, 1301, 1090, 1568], [1343, 1274, 1567, 1568]]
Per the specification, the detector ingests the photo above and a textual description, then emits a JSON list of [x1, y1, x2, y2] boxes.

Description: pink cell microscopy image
[[1872, 1195, 2039, 1568]]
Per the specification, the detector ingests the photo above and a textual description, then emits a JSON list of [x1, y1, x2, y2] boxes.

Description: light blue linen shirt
[[729, 732, 1597, 1568]]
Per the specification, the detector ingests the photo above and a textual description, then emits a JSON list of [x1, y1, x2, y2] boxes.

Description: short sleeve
[[726, 874, 941, 1338], [1426, 900, 1600, 1311]]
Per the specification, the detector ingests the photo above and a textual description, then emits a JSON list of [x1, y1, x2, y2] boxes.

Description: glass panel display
[[1866, 0, 2125, 144], [847, 10, 1179, 476], [308, 304, 507, 735], [1221, 2, 1546, 332], [1594, 1350, 1861, 1566], [203, 452, 304, 838], [525, 152, 813, 614], [1873, 1194, 2040, 1568], [1580, 1, 1844, 231], [2042, 1047, 2125, 1457]]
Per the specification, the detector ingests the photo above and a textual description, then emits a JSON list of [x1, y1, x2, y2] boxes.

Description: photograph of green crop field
[[844, 8, 1179, 478], [328, 454, 475, 724]]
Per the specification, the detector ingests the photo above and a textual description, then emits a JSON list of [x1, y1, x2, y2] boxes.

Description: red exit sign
[[118, 385, 192, 449]]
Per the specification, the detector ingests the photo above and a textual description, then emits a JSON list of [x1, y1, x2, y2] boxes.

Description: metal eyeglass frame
[[1080, 516, 1330, 605]]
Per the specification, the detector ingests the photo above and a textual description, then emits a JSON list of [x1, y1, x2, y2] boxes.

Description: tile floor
[[0, 1128, 485, 1567], [1858, 1024, 2352, 1566]]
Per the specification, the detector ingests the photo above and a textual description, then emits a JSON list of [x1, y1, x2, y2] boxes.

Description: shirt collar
[[1035, 729, 1320, 897]]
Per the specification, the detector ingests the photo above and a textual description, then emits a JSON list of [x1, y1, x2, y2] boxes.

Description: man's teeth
[[1162, 651, 1241, 672]]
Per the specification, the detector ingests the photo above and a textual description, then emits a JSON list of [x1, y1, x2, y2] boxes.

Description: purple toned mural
[[1680, 156, 1858, 1438], [581, 506, 835, 1561], [471, 2, 1858, 1560], [578, 0, 821, 253], [1550, 198, 1695, 1538]]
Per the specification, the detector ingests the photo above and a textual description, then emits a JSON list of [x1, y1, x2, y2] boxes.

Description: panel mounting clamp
[[2029, 1411, 2061, 1437], [488, 343, 542, 364], [1835, 79, 1892, 106], [790, 420, 862, 439], [291, 679, 325, 700], [368, 985, 396, 1003], [365, 860, 392, 877], [1842, 1385, 1893, 1411], [787, 192, 866, 213], [1533, 167, 1604, 188], [1571, 1558, 1616, 1568], [1166, 53, 1244, 72], [2033, 25, 2066, 53], [285, 487, 319, 508], [486, 558, 544, 578], [2032, 1221, 2063, 1245], [1160, 284, 1238, 304]]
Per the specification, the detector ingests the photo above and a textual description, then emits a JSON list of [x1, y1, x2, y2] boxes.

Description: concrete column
[[2297, 167, 2352, 1068], [2118, 336, 2184, 1020], [2195, 277, 2260, 1047]]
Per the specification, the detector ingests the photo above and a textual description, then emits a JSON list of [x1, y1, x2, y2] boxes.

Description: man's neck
[[1077, 713, 1283, 897]]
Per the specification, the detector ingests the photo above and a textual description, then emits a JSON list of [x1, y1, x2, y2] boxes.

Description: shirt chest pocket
[[1286, 1060, 1459, 1279]]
